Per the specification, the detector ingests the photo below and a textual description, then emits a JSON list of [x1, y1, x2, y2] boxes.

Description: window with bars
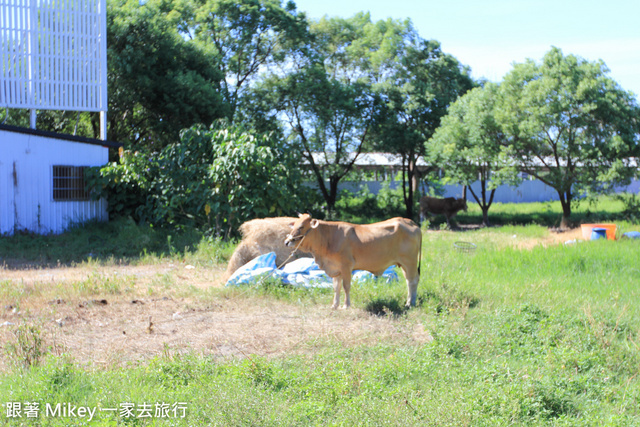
[[52, 166, 90, 201]]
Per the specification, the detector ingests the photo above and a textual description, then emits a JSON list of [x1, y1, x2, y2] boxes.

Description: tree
[[429, 83, 517, 226], [257, 13, 407, 215], [0, 109, 99, 139], [87, 122, 306, 238], [496, 47, 640, 228], [372, 39, 475, 220], [177, 0, 309, 122], [107, 0, 228, 148]]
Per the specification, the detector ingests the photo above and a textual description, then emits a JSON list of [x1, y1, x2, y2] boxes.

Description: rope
[[277, 233, 308, 269]]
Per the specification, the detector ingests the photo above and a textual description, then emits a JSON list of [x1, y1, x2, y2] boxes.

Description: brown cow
[[284, 214, 422, 309], [419, 196, 467, 228], [223, 217, 311, 282]]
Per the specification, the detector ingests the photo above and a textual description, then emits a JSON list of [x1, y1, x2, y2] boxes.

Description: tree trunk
[[326, 175, 340, 218], [468, 181, 495, 227], [406, 156, 417, 220], [401, 152, 418, 221], [558, 190, 572, 229]]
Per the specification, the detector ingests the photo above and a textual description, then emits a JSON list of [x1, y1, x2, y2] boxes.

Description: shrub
[[87, 122, 308, 238], [334, 182, 407, 223], [85, 149, 156, 222]]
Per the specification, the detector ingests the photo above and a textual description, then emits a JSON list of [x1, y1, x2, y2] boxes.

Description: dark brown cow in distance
[[284, 214, 422, 309], [419, 196, 467, 228]]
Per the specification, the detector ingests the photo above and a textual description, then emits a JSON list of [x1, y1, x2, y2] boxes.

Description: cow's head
[[284, 213, 319, 246], [456, 198, 468, 212]]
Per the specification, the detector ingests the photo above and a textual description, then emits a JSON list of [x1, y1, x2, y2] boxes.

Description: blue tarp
[[623, 231, 640, 239], [225, 252, 399, 288]]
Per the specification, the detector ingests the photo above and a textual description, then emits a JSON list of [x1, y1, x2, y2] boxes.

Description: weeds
[[5, 323, 46, 368], [0, 206, 638, 425]]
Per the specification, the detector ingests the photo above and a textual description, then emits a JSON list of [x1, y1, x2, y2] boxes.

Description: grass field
[[1, 200, 639, 426]]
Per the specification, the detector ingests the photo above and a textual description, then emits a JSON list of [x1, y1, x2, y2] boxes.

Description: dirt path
[[0, 263, 431, 371]]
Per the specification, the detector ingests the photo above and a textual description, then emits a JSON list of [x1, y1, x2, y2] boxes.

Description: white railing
[[0, 0, 107, 113]]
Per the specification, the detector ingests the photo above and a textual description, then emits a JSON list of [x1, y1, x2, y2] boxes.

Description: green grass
[[0, 217, 236, 267], [1, 201, 640, 426], [456, 196, 634, 228], [421, 225, 640, 318]]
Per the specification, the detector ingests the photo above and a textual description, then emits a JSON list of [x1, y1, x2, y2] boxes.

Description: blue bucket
[[591, 228, 607, 240]]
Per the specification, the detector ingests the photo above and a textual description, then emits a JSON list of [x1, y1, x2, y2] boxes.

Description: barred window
[[53, 166, 90, 201]]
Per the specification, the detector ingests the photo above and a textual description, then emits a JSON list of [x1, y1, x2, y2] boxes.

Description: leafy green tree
[[205, 124, 306, 238], [429, 83, 517, 226], [107, 0, 228, 148], [1, 109, 98, 137], [85, 149, 156, 222], [87, 122, 305, 238], [257, 13, 415, 215], [173, 0, 309, 122], [372, 39, 475, 220], [496, 47, 640, 228]]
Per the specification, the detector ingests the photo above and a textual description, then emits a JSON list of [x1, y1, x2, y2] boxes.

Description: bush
[[334, 182, 407, 223], [87, 122, 308, 238], [85, 149, 156, 222]]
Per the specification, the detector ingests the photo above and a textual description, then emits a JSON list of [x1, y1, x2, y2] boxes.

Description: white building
[[1, 0, 113, 235], [0, 123, 119, 234]]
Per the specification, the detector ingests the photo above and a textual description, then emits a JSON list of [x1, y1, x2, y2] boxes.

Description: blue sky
[[292, 0, 640, 101]]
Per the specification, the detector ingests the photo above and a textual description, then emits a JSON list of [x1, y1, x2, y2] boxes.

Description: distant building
[[0, 0, 116, 235], [308, 152, 639, 203], [0, 124, 121, 234]]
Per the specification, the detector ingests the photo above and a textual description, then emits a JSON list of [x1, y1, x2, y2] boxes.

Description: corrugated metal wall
[[317, 178, 639, 204], [0, 129, 108, 235]]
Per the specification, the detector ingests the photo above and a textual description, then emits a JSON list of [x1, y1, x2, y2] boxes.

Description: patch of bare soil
[[516, 227, 585, 250], [0, 263, 431, 371]]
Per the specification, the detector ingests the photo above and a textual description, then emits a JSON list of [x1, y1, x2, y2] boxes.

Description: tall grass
[[0, 217, 236, 267], [422, 226, 640, 319], [1, 203, 639, 425]]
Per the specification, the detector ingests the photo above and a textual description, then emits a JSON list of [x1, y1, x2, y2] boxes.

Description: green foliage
[[5, 323, 46, 368], [255, 13, 420, 213], [372, 39, 475, 219], [107, 0, 228, 148], [206, 125, 306, 237], [496, 47, 640, 226], [429, 83, 516, 225], [333, 183, 406, 223], [85, 150, 155, 222], [616, 192, 640, 222], [0, 108, 100, 139], [184, 0, 309, 122], [87, 123, 306, 238]]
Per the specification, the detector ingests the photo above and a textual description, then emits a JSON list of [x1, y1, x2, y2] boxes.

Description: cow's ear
[[297, 212, 304, 218], [310, 219, 319, 229]]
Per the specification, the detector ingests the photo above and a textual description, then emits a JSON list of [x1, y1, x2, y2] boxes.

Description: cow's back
[[349, 218, 421, 274]]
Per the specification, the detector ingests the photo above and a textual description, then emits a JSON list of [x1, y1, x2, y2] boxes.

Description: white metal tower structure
[[0, 0, 107, 140]]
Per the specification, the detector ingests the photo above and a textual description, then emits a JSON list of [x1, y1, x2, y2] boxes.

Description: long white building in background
[[310, 152, 640, 203]]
